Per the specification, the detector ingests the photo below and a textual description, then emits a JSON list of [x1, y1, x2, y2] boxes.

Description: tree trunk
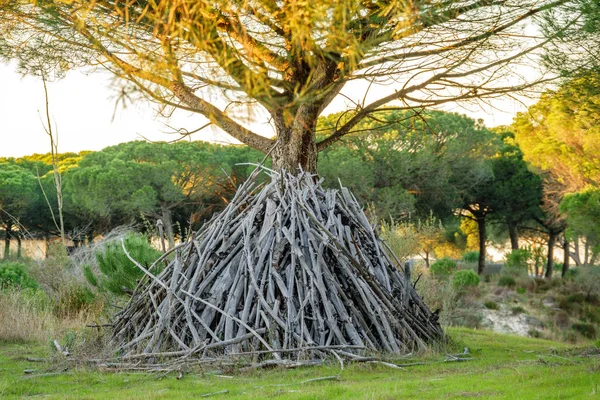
[[584, 239, 590, 265], [16, 233, 22, 259], [160, 205, 176, 249], [3, 222, 12, 259], [476, 215, 486, 275], [545, 232, 557, 279], [424, 251, 430, 268], [271, 109, 319, 173], [573, 238, 581, 266], [44, 233, 50, 258], [507, 222, 519, 250], [561, 237, 569, 277]]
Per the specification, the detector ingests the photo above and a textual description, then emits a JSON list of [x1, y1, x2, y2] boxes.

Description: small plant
[[504, 249, 531, 272], [571, 322, 597, 339], [461, 251, 479, 264], [516, 287, 527, 294], [528, 329, 542, 338], [84, 232, 162, 295], [0, 261, 39, 290], [430, 257, 458, 278], [498, 275, 516, 288], [54, 284, 97, 316], [511, 306, 526, 315], [554, 311, 570, 328], [452, 270, 480, 290], [484, 300, 498, 310]]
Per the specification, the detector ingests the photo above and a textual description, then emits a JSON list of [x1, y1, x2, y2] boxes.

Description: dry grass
[[0, 288, 103, 344]]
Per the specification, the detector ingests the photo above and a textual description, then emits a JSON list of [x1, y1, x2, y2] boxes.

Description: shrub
[[498, 275, 516, 288], [511, 306, 526, 315], [528, 329, 542, 338], [29, 244, 72, 294], [574, 266, 600, 298], [505, 249, 531, 272], [410, 266, 458, 327], [554, 311, 570, 328], [484, 300, 499, 310], [461, 251, 479, 264], [516, 287, 526, 294], [55, 284, 98, 316], [452, 270, 480, 290], [566, 292, 587, 304], [430, 257, 458, 278], [572, 322, 597, 339], [85, 233, 162, 295], [0, 261, 39, 290]]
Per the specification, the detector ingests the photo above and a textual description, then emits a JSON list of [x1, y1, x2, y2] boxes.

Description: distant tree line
[[1, 90, 599, 276]]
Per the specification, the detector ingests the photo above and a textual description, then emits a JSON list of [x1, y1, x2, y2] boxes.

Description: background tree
[[487, 132, 543, 250], [513, 70, 600, 274], [0, 163, 38, 258], [318, 110, 497, 221], [65, 141, 262, 245], [561, 189, 600, 265], [513, 71, 600, 191], [0, 0, 584, 173]]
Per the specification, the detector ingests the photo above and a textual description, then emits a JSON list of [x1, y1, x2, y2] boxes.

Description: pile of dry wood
[[111, 168, 443, 363]]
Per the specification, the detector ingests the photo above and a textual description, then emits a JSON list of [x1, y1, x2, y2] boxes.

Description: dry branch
[[111, 169, 443, 364]]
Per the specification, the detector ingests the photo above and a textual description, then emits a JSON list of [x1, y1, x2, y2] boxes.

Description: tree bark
[[584, 240, 590, 265], [16, 233, 22, 259], [573, 238, 581, 266], [561, 237, 569, 277], [160, 205, 176, 250], [476, 215, 486, 275], [3, 222, 12, 259], [270, 107, 319, 174], [507, 222, 519, 250], [545, 232, 557, 279]]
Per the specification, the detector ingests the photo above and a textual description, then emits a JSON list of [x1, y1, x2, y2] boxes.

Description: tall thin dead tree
[[40, 75, 66, 246]]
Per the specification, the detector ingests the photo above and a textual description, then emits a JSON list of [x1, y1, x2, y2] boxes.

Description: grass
[[1, 328, 599, 399]]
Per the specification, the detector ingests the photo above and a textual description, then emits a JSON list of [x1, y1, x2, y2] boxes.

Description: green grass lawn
[[1, 328, 599, 399]]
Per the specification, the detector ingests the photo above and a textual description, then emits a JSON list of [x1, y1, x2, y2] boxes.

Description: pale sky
[[1, 62, 528, 158]]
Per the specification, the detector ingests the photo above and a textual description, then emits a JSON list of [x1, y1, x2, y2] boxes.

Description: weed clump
[[452, 270, 480, 290], [511, 306, 526, 315], [430, 258, 458, 278], [83, 232, 162, 296], [0, 261, 38, 290], [498, 275, 516, 288], [484, 301, 499, 310], [461, 251, 479, 264], [571, 322, 597, 339]]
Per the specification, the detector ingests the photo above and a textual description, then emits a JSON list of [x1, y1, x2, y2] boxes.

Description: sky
[[0, 62, 530, 159]]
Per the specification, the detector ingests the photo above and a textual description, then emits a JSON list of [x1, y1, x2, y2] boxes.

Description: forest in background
[[2, 68, 600, 277]]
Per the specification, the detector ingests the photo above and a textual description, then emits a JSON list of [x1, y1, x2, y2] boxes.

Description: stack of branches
[[111, 168, 444, 364]]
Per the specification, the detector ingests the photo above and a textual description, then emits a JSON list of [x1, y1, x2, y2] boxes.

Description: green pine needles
[[84, 233, 162, 296]]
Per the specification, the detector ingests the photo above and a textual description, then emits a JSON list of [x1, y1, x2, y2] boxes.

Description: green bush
[[511, 306, 526, 315], [461, 251, 479, 263], [85, 233, 162, 295], [498, 275, 516, 288], [484, 301, 498, 310], [505, 249, 531, 271], [452, 270, 480, 290], [55, 284, 97, 316], [0, 261, 39, 290], [571, 322, 597, 339], [430, 258, 458, 277]]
